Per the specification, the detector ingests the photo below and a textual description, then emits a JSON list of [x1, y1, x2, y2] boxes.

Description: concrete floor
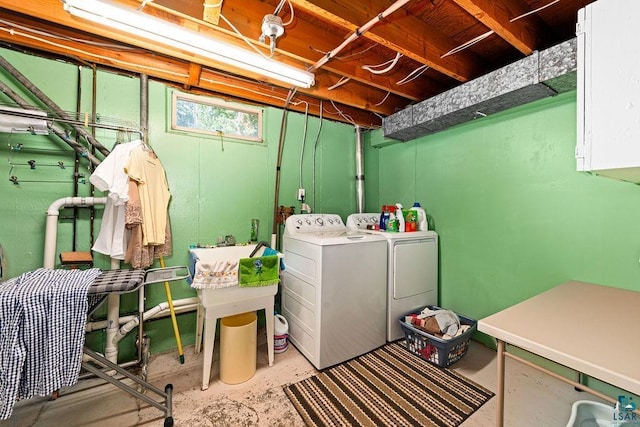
[[1, 333, 606, 427]]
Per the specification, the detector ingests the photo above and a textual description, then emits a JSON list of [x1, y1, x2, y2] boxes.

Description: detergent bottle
[[410, 202, 428, 231], [395, 203, 405, 232], [404, 209, 417, 232], [379, 205, 389, 230]]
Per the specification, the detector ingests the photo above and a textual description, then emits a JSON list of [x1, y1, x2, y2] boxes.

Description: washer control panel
[[285, 214, 345, 234], [346, 213, 380, 230]]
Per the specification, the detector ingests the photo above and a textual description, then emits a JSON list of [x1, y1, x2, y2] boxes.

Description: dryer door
[[393, 238, 437, 299]]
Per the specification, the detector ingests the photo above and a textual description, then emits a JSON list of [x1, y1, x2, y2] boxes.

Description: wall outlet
[[297, 188, 305, 201]]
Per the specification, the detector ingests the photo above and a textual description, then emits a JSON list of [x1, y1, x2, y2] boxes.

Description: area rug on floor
[[284, 341, 493, 427]]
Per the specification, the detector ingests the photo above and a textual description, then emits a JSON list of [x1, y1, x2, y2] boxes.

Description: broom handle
[[160, 257, 185, 364]]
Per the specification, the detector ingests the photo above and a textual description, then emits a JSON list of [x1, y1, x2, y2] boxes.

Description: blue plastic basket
[[399, 305, 477, 368]]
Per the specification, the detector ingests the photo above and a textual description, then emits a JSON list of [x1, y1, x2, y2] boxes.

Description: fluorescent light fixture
[[62, 0, 315, 88]]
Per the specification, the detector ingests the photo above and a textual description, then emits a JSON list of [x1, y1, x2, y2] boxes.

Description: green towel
[[238, 255, 280, 287]]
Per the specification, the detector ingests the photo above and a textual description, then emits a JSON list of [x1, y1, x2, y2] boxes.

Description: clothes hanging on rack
[[124, 145, 171, 246], [89, 141, 172, 269], [124, 179, 172, 269], [89, 139, 142, 259]]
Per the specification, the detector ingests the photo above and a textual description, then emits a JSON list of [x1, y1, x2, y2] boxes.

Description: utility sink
[[189, 244, 279, 306], [189, 243, 281, 389]]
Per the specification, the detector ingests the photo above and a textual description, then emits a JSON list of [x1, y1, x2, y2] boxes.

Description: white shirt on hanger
[[90, 139, 142, 259]]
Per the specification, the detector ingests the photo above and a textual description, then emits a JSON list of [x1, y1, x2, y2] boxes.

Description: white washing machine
[[347, 213, 439, 342], [281, 213, 387, 370]]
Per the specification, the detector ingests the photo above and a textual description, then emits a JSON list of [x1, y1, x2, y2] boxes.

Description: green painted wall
[[366, 91, 640, 397], [0, 48, 357, 359], [369, 91, 640, 322]]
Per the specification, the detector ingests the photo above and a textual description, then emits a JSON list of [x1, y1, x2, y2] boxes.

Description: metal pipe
[[312, 100, 323, 210], [504, 351, 640, 417], [271, 88, 297, 250], [89, 64, 98, 248], [0, 55, 111, 157], [140, 74, 149, 142], [355, 125, 365, 213], [138, 73, 149, 363], [72, 65, 83, 251]]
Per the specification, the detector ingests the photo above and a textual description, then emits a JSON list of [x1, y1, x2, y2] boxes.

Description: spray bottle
[[387, 206, 397, 232], [395, 203, 405, 232]]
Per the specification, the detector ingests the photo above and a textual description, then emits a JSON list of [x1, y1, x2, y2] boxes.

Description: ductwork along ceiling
[[0, 0, 594, 128]]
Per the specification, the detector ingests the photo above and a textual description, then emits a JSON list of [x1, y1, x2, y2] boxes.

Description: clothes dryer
[[282, 214, 387, 369], [346, 213, 439, 341]]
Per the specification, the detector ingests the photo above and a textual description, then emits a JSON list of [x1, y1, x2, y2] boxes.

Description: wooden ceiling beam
[[196, 68, 383, 127], [451, 0, 551, 55], [154, 0, 442, 101], [185, 62, 203, 89], [0, 11, 381, 126], [0, 1, 395, 119], [202, 0, 222, 25], [289, 0, 488, 82]]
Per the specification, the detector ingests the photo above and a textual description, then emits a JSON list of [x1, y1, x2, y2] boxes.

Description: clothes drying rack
[[82, 266, 190, 427]]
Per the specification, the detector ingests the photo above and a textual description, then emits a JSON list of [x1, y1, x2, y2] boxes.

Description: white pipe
[[85, 297, 198, 331], [43, 196, 107, 268], [114, 299, 199, 344], [105, 257, 120, 363]]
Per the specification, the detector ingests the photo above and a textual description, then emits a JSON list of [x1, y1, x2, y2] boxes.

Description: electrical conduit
[[308, 0, 412, 72]]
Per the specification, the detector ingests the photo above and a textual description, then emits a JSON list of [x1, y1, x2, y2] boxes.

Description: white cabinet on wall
[[576, 0, 640, 183]]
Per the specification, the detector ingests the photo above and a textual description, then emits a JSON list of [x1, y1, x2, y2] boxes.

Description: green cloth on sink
[[238, 255, 280, 287]]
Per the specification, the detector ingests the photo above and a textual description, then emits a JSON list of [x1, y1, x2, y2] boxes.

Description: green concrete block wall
[[369, 92, 640, 326], [0, 48, 357, 359], [2, 44, 639, 403], [367, 91, 640, 398]]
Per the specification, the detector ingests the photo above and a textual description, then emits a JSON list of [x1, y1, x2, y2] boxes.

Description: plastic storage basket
[[399, 305, 477, 368]]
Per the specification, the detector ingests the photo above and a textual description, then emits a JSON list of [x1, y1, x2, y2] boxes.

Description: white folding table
[[478, 280, 640, 426]]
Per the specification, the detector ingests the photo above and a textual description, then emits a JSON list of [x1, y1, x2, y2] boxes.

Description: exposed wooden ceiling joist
[[0, 0, 596, 128]]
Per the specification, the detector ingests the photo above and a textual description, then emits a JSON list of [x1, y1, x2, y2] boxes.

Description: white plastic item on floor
[[219, 312, 257, 384], [274, 314, 289, 353], [566, 400, 635, 427]]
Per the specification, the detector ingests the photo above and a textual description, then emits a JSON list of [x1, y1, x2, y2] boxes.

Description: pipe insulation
[[0, 55, 111, 158], [44, 197, 107, 268]]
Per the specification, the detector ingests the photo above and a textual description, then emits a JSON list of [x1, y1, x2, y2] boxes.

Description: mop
[[160, 257, 184, 364]]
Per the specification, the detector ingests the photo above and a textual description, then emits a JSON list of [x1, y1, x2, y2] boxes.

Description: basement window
[[171, 92, 262, 142]]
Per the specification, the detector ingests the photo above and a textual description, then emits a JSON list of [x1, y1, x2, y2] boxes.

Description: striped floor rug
[[284, 341, 493, 427]]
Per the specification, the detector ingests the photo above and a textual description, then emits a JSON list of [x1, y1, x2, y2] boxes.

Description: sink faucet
[[249, 240, 270, 257]]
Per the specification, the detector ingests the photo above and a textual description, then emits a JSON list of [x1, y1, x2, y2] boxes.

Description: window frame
[[170, 91, 263, 143]]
